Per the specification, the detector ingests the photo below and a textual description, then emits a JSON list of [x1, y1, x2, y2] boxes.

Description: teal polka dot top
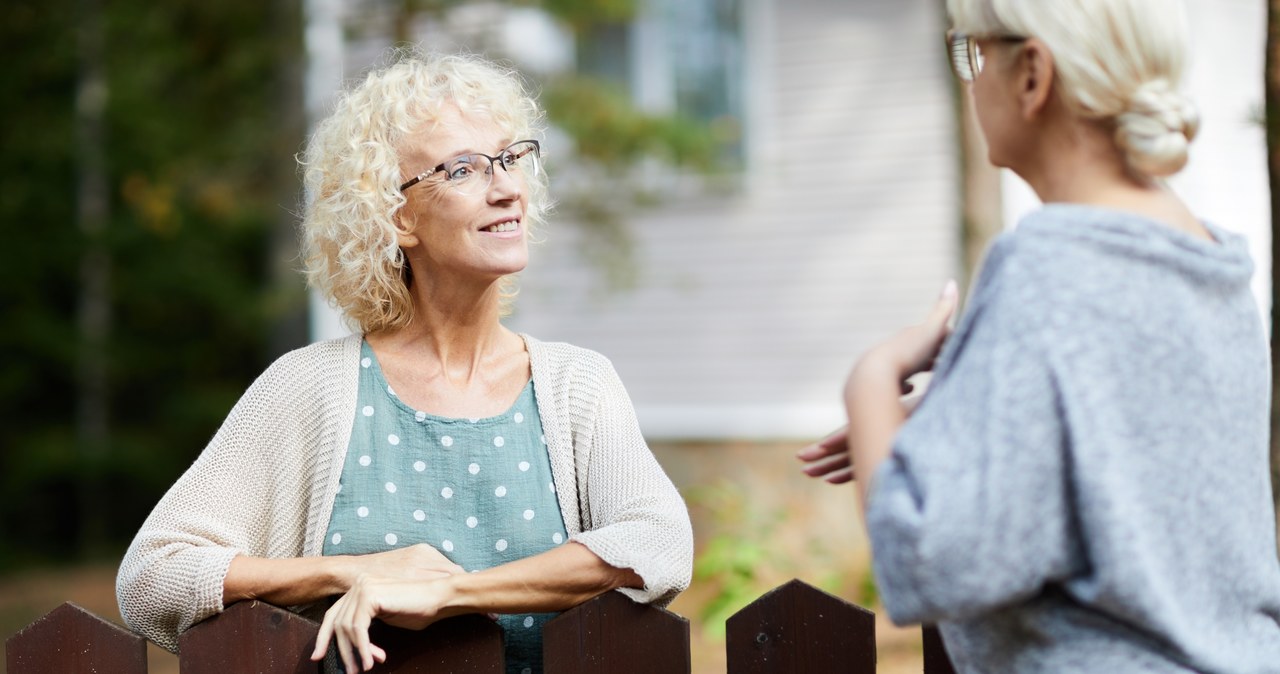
[[323, 340, 570, 674]]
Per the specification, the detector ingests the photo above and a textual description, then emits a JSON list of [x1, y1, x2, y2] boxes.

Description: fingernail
[[941, 279, 958, 300]]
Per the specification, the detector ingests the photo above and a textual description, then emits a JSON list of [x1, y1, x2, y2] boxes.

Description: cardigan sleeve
[[114, 350, 335, 652], [866, 253, 1087, 626], [567, 355, 694, 609]]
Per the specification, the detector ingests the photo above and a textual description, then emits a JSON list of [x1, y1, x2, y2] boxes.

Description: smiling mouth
[[483, 219, 520, 233]]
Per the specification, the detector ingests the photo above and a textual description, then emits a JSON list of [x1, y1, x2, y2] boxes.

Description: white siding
[[509, 0, 960, 439]]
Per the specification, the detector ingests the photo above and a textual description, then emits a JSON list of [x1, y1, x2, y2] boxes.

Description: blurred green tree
[[0, 0, 302, 566]]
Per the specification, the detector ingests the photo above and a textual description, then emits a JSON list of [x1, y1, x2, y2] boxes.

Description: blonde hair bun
[[1115, 79, 1200, 179]]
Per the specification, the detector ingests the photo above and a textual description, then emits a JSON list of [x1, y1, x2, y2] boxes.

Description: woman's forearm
[[223, 555, 355, 606], [845, 352, 909, 517], [441, 541, 643, 615]]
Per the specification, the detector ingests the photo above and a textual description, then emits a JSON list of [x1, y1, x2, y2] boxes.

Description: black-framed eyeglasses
[[399, 139, 542, 195], [946, 30, 1028, 82]]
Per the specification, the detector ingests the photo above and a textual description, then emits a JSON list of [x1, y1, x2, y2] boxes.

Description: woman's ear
[[1016, 38, 1056, 121], [394, 210, 421, 249]]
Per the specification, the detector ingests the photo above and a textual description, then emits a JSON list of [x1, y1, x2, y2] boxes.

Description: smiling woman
[[115, 51, 693, 674]]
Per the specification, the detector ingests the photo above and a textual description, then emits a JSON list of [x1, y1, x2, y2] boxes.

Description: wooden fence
[[5, 579, 954, 673]]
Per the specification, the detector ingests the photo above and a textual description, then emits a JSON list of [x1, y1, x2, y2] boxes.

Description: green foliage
[[543, 75, 716, 171], [531, 0, 637, 29], [687, 481, 780, 639], [686, 480, 849, 639], [0, 0, 298, 568]]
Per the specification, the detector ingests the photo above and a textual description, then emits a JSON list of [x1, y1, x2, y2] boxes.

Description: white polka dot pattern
[[115, 335, 693, 655]]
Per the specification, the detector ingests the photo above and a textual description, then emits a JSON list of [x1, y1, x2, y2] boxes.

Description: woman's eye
[[448, 164, 476, 181]]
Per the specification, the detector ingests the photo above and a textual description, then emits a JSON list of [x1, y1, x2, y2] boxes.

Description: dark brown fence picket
[[542, 590, 691, 673], [364, 614, 504, 673], [725, 579, 876, 674], [7, 585, 955, 672], [179, 600, 321, 674], [922, 625, 956, 674], [178, 601, 505, 673], [5, 602, 147, 674]]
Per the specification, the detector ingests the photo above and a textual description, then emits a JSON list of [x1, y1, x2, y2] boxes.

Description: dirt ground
[[1, 563, 926, 673]]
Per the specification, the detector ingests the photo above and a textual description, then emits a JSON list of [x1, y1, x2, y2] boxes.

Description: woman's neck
[[1016, 121, 1208, 240], [368, 274, 520, 387]]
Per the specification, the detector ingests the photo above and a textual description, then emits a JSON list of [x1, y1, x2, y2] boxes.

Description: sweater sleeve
[[114, 355, 322, 652], [866, 259, 1086, 626], [568, 356, 694, 608]]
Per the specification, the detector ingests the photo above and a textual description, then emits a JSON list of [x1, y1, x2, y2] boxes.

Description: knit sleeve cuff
[[570, 528, 689, 608], [190, 546, 243, 627]]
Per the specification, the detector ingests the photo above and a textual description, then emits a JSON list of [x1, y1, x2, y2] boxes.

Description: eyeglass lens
[[441, 141, 541, 195], [948, 35, 984, 82]]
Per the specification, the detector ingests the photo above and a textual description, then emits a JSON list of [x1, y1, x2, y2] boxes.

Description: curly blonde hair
[[300, 49, 549, 334]]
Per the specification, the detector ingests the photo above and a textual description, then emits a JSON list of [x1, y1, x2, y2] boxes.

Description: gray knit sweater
[[868, 204, 1280, 673]]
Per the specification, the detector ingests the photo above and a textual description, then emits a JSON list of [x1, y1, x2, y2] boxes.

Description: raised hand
[[797, 425, 854, 484]]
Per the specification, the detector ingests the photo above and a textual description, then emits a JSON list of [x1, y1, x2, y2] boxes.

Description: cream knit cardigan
[[116, 334, 693, 653]]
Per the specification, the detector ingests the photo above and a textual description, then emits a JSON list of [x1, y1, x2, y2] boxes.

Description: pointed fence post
[[922, 625, 957, 674], [5, 602, 147, 674], [726, 579, 876, 674], [179, 600, 321, 674], [543, 590, 691, 673], [363, 615, 504, 673]]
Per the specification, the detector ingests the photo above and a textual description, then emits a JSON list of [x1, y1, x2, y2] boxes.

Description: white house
[[307, 0, 1271, 443]]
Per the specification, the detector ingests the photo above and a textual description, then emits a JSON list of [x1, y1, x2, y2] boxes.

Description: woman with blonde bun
[[117, 50, 692, 674], [800, 0, 1280, 671]]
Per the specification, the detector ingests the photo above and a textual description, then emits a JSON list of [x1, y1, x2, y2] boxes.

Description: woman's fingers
[[311, 605, 336, 661], [335, 625, 357, 674], [798, 426, 858, 483], [316, 579, 387, 672], [802, 451, 851, 478], [917, 280, 959, 363], [796, 425, 848, 461], [354, 616, 376, 672], [824, 466, 855, 484], [929, 280, 959, 332]]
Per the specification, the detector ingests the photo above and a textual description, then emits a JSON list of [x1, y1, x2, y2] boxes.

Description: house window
[[578, 0, 745, 166]]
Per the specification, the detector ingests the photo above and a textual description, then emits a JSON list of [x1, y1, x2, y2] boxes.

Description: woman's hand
[[799, 282, 958, 489], [338, 543, 465, 585], [797, 426, 854, 483], [859, 279, 958, 385], [311, 575, 458, 672], [840, 281, 959, 512], [222, 544, 463, 608], [311, 544, 465, 671]]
